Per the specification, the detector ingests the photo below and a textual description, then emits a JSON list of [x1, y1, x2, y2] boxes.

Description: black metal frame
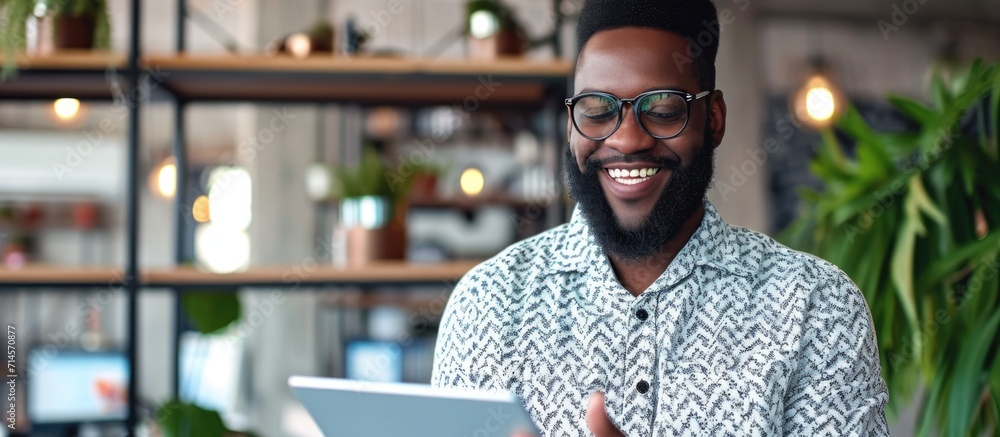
[[0, 0, 571, 434]]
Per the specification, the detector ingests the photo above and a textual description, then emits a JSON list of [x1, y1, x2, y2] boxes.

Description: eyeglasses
[[565, 89, 711, 141]]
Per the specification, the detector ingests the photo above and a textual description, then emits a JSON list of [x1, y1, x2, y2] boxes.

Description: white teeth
[[604, 167, 660, 182], [612, 177, 650, 185]]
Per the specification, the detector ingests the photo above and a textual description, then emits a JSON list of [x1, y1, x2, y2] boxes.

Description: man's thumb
[[586, 392, 625, 437]]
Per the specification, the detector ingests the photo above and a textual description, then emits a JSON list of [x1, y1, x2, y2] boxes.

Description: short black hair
[[575, 0, 720, 92]]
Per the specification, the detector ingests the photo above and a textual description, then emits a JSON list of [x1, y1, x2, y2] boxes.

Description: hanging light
[[790, 58, 846, 130], [460, 167, 485, 196], [53, 98, 81, 121], [149, 157, 177, 199], [467, 1, 501, 39]]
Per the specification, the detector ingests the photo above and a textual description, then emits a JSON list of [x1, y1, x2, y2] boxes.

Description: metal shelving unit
[[0, 0, 571, 434]]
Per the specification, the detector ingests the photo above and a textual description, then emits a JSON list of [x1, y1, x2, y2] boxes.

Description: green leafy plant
[[330, 147, 438, 202], [156, 288, 246, 436], [156, 399, 259, 437], [781, 60, 1000, 436], [1, 0, 112, 77], [182, 290, 241, 334]]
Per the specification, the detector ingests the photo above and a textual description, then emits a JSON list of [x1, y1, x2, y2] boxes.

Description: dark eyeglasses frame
[[564, 89, 712, 141]]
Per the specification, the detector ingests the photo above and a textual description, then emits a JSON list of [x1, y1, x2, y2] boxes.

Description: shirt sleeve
[[782, 271, 889, 435], [431, 264, 507, 391]]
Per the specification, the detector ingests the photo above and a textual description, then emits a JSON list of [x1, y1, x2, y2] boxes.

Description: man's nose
[[603, 105, 655, 156]]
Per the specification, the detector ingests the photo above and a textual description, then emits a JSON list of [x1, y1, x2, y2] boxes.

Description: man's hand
[[586, 392, 625, 437], [512, 392, 625, 437]]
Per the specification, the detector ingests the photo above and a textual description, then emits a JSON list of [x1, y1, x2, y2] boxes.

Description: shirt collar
[[552, 199, 759, 280]]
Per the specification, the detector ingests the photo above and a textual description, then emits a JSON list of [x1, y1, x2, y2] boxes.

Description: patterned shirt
[[431, 200, 889, 436]]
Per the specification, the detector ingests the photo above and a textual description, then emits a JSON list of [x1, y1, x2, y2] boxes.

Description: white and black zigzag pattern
[[432, 200, 889, 436]]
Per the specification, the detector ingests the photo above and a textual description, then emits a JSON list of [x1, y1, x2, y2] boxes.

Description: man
[[432, 0, 889, 435]]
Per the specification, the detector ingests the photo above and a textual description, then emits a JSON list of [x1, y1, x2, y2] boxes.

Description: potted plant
[[328, 148, 428, 266], [2, 0, 111, 75], [155, 290, 261, 437], [782, 60, 1000, 436], [465, 0, 525, 60]]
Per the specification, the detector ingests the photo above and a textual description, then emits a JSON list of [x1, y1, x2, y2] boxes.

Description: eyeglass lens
[[572, 92, 689, 139]]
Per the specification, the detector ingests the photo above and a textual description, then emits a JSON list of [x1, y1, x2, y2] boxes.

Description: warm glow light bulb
[[805, 86, 836, 121], [460, 168, 485, 196], [792, 74, 844, 130], [286, 33, 312, 59], [53, 98, 80, 120], [192, 195, 211, 223], [157, 161, 177, 199], [469, 10, 500, 39]]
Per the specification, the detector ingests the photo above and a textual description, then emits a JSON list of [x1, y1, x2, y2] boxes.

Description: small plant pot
[[334, 196, 406, 267], [54, 14, 97, 50]]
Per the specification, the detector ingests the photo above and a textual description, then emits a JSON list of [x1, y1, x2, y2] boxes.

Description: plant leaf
[[156, 400, 229, 437], [889, 95, 936, 125], [945, 307, 1000, 437], [916, 232, 1000, 291], [182, 291, 241, 335]]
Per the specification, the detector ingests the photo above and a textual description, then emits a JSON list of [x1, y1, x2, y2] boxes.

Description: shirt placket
[[621, 292, 658, 435]]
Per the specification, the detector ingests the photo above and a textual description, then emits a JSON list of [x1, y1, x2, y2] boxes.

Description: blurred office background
[[1, 0, 998, 435]]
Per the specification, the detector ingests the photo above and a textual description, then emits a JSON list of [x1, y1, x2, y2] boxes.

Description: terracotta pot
[[54, 14, 97, 50], [468, 28, 524, 61], [336, 196, 407, 266]]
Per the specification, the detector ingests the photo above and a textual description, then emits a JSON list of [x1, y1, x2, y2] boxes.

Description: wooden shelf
[[1, 52, 572, 104], [0, 51, 124, 100], [408, 195, 548, 211], [143, 54, 571, 104], [0, 265, 123, 288], [143, 260, 479, 288], [0, 261, 478, 289]]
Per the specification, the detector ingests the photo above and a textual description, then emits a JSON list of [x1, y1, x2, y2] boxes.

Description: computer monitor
[[344, 338, 435, 383], [27, 349, 128, 424]]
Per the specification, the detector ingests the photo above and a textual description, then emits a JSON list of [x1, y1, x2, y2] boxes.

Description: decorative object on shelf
[[266, 21, 335, 59], [327, 148, 429, 266], [0, 0, 112, 75], [52, 97, 81, 121], [341, 16, 371, 55], [781, 59, 1000, 437], [459, 167, 485, 197], [789, 56, 847, 130], [149, 156, 177, 200], [465, 0, 525, 60]]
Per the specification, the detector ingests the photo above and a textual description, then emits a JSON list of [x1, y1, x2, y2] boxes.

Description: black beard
[[564, 131, 716, 264]]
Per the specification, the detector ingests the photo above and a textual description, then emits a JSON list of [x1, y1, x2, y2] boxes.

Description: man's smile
[[597, 162, 673, 201]]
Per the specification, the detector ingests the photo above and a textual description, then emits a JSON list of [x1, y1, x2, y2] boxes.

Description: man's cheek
[[571, 140, 598, 172]]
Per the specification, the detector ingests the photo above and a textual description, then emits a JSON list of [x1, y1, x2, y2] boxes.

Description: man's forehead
[[575, 27, 697, 94]]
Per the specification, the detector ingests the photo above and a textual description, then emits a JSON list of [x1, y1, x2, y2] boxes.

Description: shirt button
[[635, 308, 649, 321], [636, 380, 650, 394]]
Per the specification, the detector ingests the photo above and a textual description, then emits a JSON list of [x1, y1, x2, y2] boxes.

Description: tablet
[[289, 376, 539, 437]]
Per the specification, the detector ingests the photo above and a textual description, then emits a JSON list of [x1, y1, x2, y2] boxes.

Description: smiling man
[[432, 0, 889, 435]]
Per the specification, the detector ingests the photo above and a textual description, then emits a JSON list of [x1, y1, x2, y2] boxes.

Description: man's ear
[[708, 90, 727, 149]]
